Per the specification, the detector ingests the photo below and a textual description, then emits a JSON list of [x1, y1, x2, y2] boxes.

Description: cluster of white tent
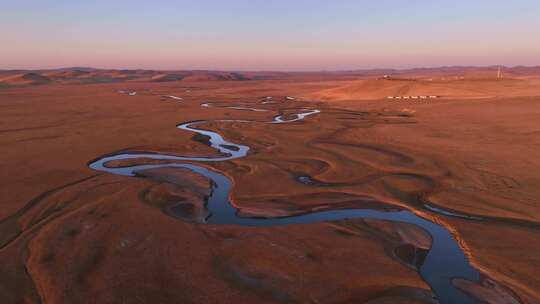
[[387, 95, 439, 100]]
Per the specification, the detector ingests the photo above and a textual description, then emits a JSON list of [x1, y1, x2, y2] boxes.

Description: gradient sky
[[1, 0, 539, 71]]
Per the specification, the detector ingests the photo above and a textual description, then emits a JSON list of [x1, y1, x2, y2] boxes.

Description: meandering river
[[89, 100, 480, 304]]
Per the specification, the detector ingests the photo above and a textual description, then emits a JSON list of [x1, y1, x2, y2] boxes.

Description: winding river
[[88, 101, 481, 304]]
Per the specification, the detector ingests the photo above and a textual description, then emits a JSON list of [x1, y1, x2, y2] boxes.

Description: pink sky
[[2, 1, 539, 71]]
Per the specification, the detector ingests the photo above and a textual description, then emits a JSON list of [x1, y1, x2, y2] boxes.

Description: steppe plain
[[1, 67, 540, 303]]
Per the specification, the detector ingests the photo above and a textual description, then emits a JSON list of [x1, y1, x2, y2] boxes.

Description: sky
[[1, 0, 539, 71]]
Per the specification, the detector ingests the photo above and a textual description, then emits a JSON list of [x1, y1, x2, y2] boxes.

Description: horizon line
[[1, 64, 540, 74]]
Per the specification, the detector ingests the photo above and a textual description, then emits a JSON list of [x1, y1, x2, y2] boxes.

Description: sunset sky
[[1, 0, 539, 71]]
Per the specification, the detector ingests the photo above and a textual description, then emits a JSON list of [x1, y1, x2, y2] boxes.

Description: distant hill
[[150, 73, 186, 82], [0, 72, 52, 86], [342, 65, 540, 78], [182, 72, 250, 82], [0, 65, 538, 87], [44, 69, 91, 79]]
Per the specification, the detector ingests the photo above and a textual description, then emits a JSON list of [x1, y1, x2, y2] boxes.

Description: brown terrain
[[1, 66, 539, 303]]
